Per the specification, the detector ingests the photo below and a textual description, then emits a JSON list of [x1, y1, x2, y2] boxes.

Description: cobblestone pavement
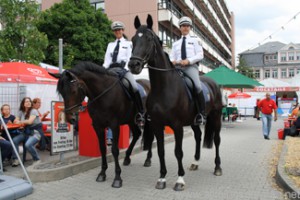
[[15, 118, 286, 200]]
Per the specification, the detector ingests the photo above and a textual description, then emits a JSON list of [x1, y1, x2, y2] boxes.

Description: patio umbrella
[[228, 92, 251, 119], [228, 92, 251, 99], [204, 65, 263, 88]]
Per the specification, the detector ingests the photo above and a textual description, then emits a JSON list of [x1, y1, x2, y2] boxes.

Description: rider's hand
[[274, 116, 277, 121], [180, 59, 190, 66]]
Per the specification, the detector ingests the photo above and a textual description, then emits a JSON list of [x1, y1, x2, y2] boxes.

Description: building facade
[[239, 41, 300, 82], [39, 0, 235, 72]]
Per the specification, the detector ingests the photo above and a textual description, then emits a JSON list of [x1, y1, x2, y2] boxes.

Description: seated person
[[32, 98, 50, 121], [0, 135, 12, 171], [291, 104, 300, 118], [1, 104, 20, 140], [293, 110, 300, 135]]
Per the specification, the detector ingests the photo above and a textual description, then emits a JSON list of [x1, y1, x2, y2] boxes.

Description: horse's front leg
[[173, 126, 185, 191], [111, 126, 122, 188], [154, 125, 167, 190], [142, 118, 153, 167], [189, 125, 202, 171], [94, 127, 107, 182], [123, 124, 141, 166]]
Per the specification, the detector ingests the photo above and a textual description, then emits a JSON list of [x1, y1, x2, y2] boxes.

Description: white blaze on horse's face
[[138, 33, 143, 37]]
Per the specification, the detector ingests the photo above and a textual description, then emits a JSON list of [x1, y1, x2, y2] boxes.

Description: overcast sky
[[225, 0, 300, 61]]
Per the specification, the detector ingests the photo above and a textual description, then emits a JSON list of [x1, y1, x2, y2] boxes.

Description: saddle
[[107, 67, 146, 100], [176, 68, 211, 103]]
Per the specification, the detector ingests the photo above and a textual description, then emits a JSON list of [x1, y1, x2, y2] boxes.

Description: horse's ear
[[146, 14, 153, 29], [134, 15, 141, 29], [48, 72, 61, 79]]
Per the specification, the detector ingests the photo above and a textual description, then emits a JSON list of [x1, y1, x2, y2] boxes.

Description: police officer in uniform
[[103, 21, 145, 127], [170, 16, 206, 125]]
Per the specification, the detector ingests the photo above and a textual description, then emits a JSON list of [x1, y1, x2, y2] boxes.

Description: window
[[281, 55, 286, 62], [289, 69, 295, 77], [274, 55, 277, 60], [254, 70, 260, 79], [272, 69, 278, 78], [91, 1, 105, 11], [297, 68, 300, 74], [281, 69, 287, 78], [288, 52, 294, 61], [264, 70, 270, 78], [265, 55, 269, 60], [297, 52, 300, 60]]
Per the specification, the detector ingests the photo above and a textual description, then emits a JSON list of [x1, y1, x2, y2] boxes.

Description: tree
[[37, 0, 114, 67], [236, 57, 254, 78], [0, 0, 48, 64]]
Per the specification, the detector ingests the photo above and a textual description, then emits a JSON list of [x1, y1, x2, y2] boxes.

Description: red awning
[[0, 62, 57, 84]]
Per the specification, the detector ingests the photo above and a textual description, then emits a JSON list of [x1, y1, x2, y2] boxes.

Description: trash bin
[[278, 129, 285, 140], [78, 102, 130, 157]]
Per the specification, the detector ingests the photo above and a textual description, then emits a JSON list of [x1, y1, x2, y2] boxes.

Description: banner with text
[[51, 101, 74, 154]]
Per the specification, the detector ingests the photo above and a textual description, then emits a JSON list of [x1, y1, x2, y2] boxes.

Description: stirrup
[[194, 113, 206, 125], [135, 113, 145, 127]]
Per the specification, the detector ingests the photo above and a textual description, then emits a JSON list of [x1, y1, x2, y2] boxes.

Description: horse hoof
[[123, 158, 131, 166], [96, 174, 106, 182], [189, 164, 198, 171], [143, 160, 151, 167], [214, 168, 222, 176], [173, 183, 185, 191], [155, 181, 166, 189], [112, 179, 123, 188]]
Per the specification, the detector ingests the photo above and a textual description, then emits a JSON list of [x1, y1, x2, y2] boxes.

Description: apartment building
[[239, 41, 300, 82], [40, 0, 235, 72]]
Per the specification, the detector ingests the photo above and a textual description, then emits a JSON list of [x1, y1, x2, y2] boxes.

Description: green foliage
[[236, 57, 254, 78], [37, 0, 114, 67], [0, 0, 48, 64]]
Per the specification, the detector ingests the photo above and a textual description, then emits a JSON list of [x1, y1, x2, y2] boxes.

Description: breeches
[[182, 65, 202, 93]]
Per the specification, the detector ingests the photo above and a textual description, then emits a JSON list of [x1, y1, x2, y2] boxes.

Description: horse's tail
[[142, 113, 154, 150], [203, 116, 215, 148]]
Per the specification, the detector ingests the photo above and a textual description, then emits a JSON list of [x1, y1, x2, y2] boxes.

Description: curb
[[27, 130, 193, 183], [276, 140, 300, 200]]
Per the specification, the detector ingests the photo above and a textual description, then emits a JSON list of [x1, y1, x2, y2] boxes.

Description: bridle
[[63, 71, 119, 114], [130, 29, 176, 72]]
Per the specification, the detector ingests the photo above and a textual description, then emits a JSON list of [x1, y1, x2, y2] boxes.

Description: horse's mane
[[71, 61, 116, 77], [56, 61, 116, 95]]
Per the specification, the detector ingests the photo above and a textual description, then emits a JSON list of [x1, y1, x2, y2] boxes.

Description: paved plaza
[[4, 117, 287, 200]]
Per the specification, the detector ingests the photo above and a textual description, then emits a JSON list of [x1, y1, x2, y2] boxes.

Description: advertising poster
[[51, 101, 74, 154]]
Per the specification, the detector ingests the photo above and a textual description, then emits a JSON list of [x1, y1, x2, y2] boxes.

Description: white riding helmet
[[178, 16, 192, 26], [111, 21, 125, 31]]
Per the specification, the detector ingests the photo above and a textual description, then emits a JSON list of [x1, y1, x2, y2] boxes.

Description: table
[[226, 107, 238, 121]]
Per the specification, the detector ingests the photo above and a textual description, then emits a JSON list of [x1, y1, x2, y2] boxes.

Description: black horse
[[49, 61, 153, 188], [128, 15, 223, 191]]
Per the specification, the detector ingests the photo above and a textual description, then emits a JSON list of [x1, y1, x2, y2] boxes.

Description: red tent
[[0, 62, 57, 84]]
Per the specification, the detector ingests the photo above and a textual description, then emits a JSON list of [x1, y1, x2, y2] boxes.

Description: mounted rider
[[103, 21, 145, 127], [170, 16, 206, 125]]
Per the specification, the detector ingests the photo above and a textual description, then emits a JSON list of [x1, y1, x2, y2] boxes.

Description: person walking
[[103, 21, 145, 128], [170, 16, 205, 125], [257, 93, 278, 140]]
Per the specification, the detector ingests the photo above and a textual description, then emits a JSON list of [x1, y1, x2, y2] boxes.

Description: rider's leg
[[124, 72, 145, 126], [183, 65, 206, 125]]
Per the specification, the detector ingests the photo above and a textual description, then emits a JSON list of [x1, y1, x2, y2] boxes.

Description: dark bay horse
[[49, 61, 152, 188], [128, 15, 223, 191]]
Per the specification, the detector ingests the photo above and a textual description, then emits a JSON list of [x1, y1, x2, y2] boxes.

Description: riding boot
[[133, 91, 145, 127], [194, 91, 206, 125]]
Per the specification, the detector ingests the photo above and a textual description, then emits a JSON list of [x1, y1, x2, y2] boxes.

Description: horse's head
[[49, 70, 86, 124], [129, 14, 158, 74]]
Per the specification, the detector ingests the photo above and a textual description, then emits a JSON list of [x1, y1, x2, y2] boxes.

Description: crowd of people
[[0, 97, 50, 171]]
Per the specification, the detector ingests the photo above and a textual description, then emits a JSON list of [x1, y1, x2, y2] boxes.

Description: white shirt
[[170, 35, 203, 65], [103, 37, 132, 70]]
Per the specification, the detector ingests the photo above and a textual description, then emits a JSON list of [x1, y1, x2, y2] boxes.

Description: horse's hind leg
[[213, 116, 222, 176], [189, 125, 201, 171], [94, 127, 108, 183]]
